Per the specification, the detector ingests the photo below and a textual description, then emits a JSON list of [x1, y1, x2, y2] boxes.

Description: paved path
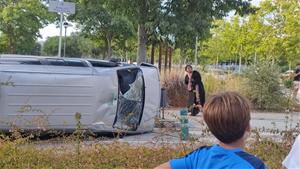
[[29, 110, 300, 147], [112, 110, 300, 144]]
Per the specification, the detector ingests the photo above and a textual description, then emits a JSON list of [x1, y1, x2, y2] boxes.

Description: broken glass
[[113, 68, 145, 131]]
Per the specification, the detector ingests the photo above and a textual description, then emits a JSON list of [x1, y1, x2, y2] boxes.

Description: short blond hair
[[203, 92, 250, 143]]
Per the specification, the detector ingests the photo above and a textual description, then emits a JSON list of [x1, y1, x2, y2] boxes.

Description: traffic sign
[[48, 0, 75, 14]]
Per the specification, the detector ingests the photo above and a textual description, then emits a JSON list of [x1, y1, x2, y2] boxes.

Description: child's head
[[203, 92, 250, 144]]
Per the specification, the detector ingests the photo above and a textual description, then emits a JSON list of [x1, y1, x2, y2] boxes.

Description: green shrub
[[244, 61, 287, 110], [283, 79, 293, 89], [202, 74, 222, 96]]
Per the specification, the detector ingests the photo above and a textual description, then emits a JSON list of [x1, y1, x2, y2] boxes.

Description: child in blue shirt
[[155, 92, 266, 169]]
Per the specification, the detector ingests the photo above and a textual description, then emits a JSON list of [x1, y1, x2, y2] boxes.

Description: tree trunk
[[150, 43, 155, 64], [137, 24, 147, 64], [194, 36, 198, 65], [125, 40, 128, 62], [106, 34, 112, 58], [238, 56, 241, 73], [168, 47, 172, 72], [158, 43, 162, 72], [8, 27, 16, 54], [179, 47, 185, 68], [164, 44, 168, 70]]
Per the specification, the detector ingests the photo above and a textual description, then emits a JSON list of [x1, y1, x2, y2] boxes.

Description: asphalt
[[27, 109, 300, 147], [112, 109, 300, 145]]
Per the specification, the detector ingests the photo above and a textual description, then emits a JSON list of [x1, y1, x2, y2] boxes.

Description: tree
[[43, 36, 58, 56], [0, 0, 54, 54], [201, 0, 299, 68], [105, 0, 163, 64], [264, 0, 300, 67], [31, 42, 42, 56], [71, 0, 134, 59], [43, 33, 102, 58], [163, 0, 253, 66]]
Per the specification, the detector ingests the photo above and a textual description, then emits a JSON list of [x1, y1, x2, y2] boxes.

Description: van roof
[[0, 54, 120, 68]]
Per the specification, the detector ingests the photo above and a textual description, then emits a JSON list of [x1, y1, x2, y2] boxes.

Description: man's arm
[[154, 162, 172, 169]]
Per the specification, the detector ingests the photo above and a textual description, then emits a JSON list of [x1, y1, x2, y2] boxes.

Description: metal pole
[[64, 26, 67, 57], [58, 0, 64, 57]]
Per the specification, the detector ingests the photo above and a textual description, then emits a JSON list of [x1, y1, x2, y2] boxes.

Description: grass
[[0, 133, 296, 169], [0, 139, 189, 169]]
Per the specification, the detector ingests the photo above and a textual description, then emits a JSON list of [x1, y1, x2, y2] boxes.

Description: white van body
[[0, 55, 161, 133]]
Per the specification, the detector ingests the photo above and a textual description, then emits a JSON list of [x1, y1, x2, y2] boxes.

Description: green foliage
[[42, 33, 100, 58], [163, 66, 290, 111], [201, 0, 300, 66], [105, 0, 163, 63], [163, 0, 252, 63], [283, 79, 293, 89], [42, 36, 58, 56], [244, 60, 286, 110], [0, 0, 55, 54], [71, 0, 135, 58]]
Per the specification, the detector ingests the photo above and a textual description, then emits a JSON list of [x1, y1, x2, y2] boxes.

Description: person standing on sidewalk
[[184, 65, 205, 116]]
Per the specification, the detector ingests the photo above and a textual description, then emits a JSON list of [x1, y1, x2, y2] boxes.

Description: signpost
[[48, 0, 75, 57], [49, 1, 75, 14]]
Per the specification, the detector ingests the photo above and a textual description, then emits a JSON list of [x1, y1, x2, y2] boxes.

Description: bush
[[162, 69, 247, 107], [202, 74, 222, 96], [203, 73, 246, 97], [244, 61, 287, 110], [283, 79, 293, 89], [161, 70, 189, 107]]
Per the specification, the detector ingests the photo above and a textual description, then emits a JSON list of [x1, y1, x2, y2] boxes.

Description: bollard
[[180, 108, 189, 141], [160, 88, 167, 119]]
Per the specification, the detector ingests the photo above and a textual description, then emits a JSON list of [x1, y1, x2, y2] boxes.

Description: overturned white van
[[0, 55, 161, 133]]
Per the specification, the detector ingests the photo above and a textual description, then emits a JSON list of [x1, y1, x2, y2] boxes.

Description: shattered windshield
[[113, 68, 145, 131], [122, 71, 143, 102]]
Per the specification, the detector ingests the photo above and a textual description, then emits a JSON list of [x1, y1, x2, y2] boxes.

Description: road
[[111, 109, 300, 145], [27, 109, 300, 148]]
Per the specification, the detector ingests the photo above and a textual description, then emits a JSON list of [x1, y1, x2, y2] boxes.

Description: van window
[[44, 59, 86, 67], [46, 59, 65, 66], [65, 60, 87, 67], [0, 59, 41, 65], [88, 60, 118, 67]]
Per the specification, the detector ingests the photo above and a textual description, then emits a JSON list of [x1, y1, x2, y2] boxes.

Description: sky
[[38, 0, 262, 41], [39, 22, 78, 41]]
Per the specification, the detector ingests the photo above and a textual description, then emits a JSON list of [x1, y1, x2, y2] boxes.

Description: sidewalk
[[112, 109, 300, 145]]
